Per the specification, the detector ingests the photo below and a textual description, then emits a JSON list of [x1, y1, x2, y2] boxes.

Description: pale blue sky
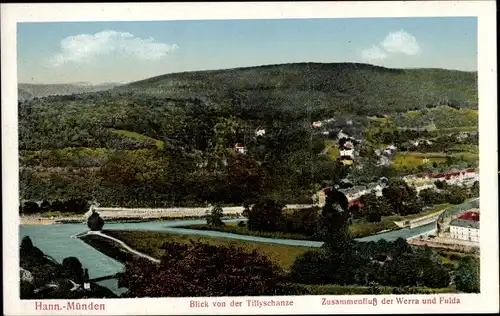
[[17, 17, 477, 84]]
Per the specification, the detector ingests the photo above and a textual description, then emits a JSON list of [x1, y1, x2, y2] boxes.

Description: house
[[342, 186, 368, 200], [337, 130, 349, 140], [367, 183, 384, 196], [255, 129, 266, 137], [343, 140, 354, 149], [340, 158, 354, 166], [339, 178, 354, 189], [234, 143, 247, 154], [377, 155, 391, 166], [340, 149, 354, 158], [456, 132, 469, 141], [312, 121, 322, 128], [449, 210, 480, 243], [378, 177, 389, 187]]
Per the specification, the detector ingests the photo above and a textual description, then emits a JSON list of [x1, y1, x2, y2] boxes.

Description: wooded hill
[[17, 63, 478, 206]]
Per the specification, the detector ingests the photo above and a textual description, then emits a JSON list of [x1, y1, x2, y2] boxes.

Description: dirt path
[[82, 231, 160, 264]]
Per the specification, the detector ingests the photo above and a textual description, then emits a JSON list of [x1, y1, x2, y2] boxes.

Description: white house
[[255, 129, 266, 137], [450, 217, 480, 243], [340, 149, 354, 158], [337, 130, 349, 140]]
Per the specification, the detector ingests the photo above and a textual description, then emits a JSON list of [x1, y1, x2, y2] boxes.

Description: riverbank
[[19, 214, 243, 226], [180, 217, 401, 240]]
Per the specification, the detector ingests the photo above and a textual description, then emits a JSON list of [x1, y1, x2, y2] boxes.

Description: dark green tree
[[87, 211, 105, 231], [471, 181, 479, 197], [206, 205, 224, 227], [454, 256, 480, 293], [21, 201, 40, 215]]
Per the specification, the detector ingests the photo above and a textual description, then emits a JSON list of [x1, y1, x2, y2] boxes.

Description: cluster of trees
[[20, 236, 116, 299], [352, 180, 478, 223], [353, 180, 424, 222], [420, 181, 478, 205], [19, 198, 89, 215], [118, 241, 306, 297], [288, 190, 478, 291], [243, 199, 335, 240]]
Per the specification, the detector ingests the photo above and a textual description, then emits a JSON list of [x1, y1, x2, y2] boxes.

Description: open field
[[323, 139, 340, 160], [392, 153, 448, 170], [102, 230, 312, 270]]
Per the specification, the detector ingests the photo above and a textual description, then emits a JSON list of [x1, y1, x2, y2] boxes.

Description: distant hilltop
[[18, 82, 122, 101], [18, 62, 477, 113]]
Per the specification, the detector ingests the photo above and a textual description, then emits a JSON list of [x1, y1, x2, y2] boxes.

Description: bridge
[[89, 274, 120, 283], [408, 212, 444, 229]]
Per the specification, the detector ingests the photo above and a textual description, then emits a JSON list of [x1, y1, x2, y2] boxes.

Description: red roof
[[458, 211, 480, 222], [235, 143, 245, 148]]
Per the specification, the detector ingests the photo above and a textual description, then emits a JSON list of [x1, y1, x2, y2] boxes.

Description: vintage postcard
[[2, 1, 498, 315]]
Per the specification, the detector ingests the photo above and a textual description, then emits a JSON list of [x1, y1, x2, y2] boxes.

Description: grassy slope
[[110, 129, 165, 150], [393, 106, 478, 129]]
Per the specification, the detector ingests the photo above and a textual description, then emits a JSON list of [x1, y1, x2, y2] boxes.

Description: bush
[[289, 249, 332, 285], [246, 199, 284, 232], [21, 201, 40, 215]]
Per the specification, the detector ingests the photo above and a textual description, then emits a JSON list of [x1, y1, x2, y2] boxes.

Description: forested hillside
[[18, 63, 478, 207]]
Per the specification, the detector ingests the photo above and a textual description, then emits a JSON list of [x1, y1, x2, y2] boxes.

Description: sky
[[17, 17, 477, 84]]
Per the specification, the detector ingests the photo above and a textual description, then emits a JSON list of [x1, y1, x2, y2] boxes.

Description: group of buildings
[[337, 129, 359, 166], [403, 168, 478, 192], [232, 127, 266, 154]]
